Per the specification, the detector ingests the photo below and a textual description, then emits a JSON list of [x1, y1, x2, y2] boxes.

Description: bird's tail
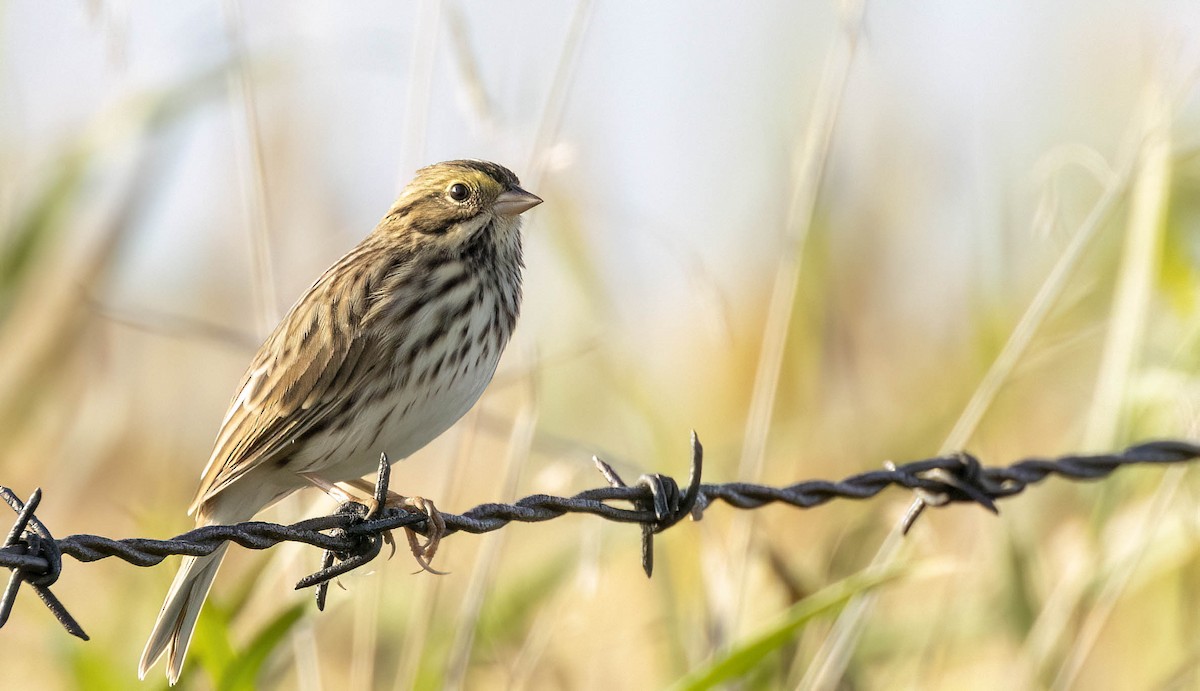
[[138, 542, 229, 685]]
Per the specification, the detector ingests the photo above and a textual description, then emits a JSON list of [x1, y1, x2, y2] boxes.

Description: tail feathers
[[139, 544, 229, 685]]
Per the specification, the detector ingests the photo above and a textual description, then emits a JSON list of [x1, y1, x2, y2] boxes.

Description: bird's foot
[[308, 471, 449, 575], [366, 491, 447, 575]]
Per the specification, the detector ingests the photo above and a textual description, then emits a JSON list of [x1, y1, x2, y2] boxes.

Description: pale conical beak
[[494, 187, 543, 217]]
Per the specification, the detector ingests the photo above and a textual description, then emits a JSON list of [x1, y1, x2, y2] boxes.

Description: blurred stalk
[[520, 0, 598, 302], [1082, 80, 1171, 449], [223, 0, 281, 332], [940, 154, 1135, 456], [523, 0, 592, 185], [1051, 77, 1174, 691], [1050, 469, 1185, 690], [445, 3, 495, 139], [726, 0, 863, 652], [391, 415, 479, 691], [802, 60, 1157, 691], [1022, 76, 1175, 687], [397, 0, 443, 179], [348, 565, 382, 691], [443, 404, 537, 691]]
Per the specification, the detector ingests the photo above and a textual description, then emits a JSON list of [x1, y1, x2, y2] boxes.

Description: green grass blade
[[671, 565, 904, 691], [217, 602, 306, 691]]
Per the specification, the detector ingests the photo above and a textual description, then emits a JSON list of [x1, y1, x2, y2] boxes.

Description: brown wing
[[188, 248, 384, 515]]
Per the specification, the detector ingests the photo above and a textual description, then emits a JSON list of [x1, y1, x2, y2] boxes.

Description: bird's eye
[[448, 183, 470, 202]]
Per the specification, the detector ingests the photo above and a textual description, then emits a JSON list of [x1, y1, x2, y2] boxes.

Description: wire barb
[[593, 431, 704, 576], [0, 488, 86, 640], [0, 435, 1197, 638]]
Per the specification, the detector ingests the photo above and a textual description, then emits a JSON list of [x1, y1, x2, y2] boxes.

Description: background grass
[[3, 1, 1200, 689]]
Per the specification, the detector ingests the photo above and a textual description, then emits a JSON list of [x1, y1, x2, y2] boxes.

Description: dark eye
[[448, 183, 470, 202]]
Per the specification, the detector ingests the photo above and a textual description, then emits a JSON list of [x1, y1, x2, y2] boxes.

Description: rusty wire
[[2, 433, 1198, 640]]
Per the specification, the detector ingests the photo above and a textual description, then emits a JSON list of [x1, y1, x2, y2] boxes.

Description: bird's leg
[[328, 477, 447, 575]]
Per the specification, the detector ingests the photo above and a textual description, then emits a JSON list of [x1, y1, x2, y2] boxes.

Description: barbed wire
[[1, 433, 1198, 641]]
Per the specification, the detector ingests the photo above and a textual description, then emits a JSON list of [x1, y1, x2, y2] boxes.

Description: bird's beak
[[494, 187, 543, 217]]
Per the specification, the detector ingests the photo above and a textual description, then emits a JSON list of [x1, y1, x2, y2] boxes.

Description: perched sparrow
[[139, 160, 541, 684]]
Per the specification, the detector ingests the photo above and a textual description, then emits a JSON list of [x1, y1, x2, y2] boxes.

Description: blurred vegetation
[[3, 3, 1200, 690]]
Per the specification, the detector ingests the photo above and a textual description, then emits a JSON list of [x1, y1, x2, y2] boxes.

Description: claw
[[398, 496, 448, 575]]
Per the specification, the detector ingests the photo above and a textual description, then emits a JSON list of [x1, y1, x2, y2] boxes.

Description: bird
[[138, 159, 542, 684]]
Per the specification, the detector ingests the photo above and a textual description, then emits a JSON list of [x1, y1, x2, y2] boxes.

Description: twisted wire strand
[[1, 435, 1197, 639]]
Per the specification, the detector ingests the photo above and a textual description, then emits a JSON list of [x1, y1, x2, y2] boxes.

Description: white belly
[[290, 295, 506, 482]]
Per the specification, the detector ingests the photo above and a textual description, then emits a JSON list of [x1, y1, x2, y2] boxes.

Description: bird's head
[[380, 160, 542, 250]]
